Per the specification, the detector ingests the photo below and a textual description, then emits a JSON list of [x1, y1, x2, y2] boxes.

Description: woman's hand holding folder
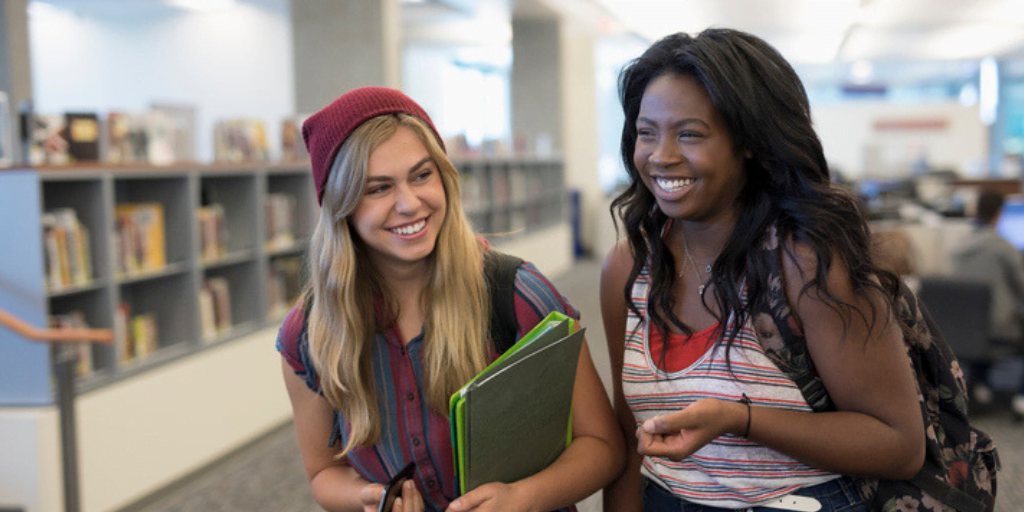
[[446, 481, 524, 512]]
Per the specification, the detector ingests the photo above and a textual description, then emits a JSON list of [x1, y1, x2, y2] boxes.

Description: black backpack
[[484, 250, 525, 353], [755, 247, 999, 512]]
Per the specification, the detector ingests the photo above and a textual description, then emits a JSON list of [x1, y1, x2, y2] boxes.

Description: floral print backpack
[[752, 236, 999, 512]]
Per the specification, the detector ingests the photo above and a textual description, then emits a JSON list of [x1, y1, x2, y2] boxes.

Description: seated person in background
[[951, 189, 1024, 415]]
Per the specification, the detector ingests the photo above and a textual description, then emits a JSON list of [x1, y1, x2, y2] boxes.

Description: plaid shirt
[[278, 262, 579, 512]]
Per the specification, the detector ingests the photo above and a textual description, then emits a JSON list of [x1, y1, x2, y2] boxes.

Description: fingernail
[[643, 419, 656, 432]]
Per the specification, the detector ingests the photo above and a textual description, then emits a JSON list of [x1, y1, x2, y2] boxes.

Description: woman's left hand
[[445, 482, 531, 512], [636, 398, 745, 461]]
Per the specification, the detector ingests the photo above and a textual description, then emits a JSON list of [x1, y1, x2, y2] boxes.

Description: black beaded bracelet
[[739, 393, 752, 438]]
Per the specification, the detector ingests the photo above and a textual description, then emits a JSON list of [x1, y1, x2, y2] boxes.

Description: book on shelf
[[50, 311, 93, 377], [150, 103, 196, 164], [198, 286, 217, 342], [281, 115, 309, 162], [108, 112, 151, 164], [116, 302, 159, 363], [28, 113, 70, 166], [115, 202, 167, 276], [450, 312, 584, 494], [199, 277, 232, 342], [108, 108, 195, 165], [491, 169, 510, 206], [131, 313, 159, 360], [197, 204, 227, 262], [267, 256, 304, 316], [265, 193, 297, 251], [460, 171, 487, 213], [64, 112, 101, 163], [213, 119, 269, 163], [41, 208, 93, 290]]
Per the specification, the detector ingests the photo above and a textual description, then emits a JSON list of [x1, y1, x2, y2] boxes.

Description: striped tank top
[[622, 263, 838, 508]]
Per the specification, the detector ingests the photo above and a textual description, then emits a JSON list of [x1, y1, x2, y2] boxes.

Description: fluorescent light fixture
[[849, 60, 873, 84], [923, 25, 1023, 61], [166, 0, 237, 12], [979, 56, 998, 126]]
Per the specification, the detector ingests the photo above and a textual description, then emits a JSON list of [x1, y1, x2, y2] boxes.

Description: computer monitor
[[996, 197, 1024, 252]]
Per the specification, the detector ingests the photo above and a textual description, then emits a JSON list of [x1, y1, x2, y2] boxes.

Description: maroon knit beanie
[[302, 87, 446, 205]]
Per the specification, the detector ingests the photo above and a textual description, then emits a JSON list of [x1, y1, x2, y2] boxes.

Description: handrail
[[0, 307, 113, 344]]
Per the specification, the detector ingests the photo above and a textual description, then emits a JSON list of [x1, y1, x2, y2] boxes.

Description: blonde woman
[[277, 87, 623, 512]]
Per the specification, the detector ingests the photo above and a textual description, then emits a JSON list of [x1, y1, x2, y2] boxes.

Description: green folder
[[449, 311, 586, 495]]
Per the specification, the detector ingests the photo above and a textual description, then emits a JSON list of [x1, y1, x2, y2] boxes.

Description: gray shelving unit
[[0, 157, 564, 402], [454, 157, 565, 236], [0, 163, 316, 401]]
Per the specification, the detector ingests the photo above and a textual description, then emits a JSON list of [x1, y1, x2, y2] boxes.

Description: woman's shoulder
[[601, 239, 637, 284], [275, 299, 320, 392]]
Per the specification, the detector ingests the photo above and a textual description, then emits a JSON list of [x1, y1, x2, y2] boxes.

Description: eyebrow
[[366, 157, 434, 182], [636, 116, 711, 129]]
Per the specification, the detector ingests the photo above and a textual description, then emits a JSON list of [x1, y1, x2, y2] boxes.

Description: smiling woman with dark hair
[[601, 29, 931, 512]]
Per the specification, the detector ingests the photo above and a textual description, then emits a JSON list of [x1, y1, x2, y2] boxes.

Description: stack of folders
[[450, 311, 586, 495]]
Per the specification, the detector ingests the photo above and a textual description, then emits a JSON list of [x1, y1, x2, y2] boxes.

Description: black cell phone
[[377, 461, 417, 512]]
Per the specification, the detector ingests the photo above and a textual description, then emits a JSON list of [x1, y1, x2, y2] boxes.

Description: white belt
[[758, 495, 822, 512]]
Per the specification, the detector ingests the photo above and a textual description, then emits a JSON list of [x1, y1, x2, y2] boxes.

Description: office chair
[[917, 277, 1017, 388]]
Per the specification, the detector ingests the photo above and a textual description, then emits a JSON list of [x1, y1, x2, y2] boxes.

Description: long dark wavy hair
[[613, 28, 902, 352]]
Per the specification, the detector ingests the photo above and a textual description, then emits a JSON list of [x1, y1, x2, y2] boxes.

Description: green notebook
[[449, 311, 586, 495]]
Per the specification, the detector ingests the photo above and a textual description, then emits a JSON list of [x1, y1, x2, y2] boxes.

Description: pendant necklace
[[681, 234, 713, 296]]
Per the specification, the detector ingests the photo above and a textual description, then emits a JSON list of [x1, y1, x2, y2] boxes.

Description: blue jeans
[[642, 476, 868, 512]]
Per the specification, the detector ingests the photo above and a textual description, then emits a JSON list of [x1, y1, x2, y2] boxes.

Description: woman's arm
[[600, 241, 644, 512], [283, 359, 425, 512], [638, 242, 926, 480]]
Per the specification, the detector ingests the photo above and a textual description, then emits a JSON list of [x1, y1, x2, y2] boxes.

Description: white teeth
[[390, 219, 426, 236], [655, 177, 696, 192]]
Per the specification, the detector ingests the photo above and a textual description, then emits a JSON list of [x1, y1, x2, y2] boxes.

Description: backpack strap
[[483, 250, 524, 354], [910, 472, 988, 512]]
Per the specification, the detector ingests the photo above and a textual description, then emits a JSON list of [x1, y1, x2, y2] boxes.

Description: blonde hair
[[307, 113, 490, 457]]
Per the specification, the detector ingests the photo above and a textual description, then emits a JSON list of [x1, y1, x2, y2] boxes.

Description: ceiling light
[[979, 56, 998, 126], [849, 60, 873, 84]]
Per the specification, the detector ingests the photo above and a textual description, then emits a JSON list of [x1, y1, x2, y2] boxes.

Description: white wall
[[813, 101, 988, 179], [0, 326, 293, 512], [28, 0, 295, 162]]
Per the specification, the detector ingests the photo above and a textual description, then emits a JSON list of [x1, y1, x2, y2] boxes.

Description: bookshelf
[[457, 157, 566, 236], [0, 163, 317, 400], [0, 157, 565, 399]]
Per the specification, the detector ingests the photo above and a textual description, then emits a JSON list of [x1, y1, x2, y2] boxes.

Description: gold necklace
[[681, 234, 712, 296]]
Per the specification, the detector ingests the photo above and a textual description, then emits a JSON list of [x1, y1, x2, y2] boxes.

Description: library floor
[[131, 259, 1024, 512]]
